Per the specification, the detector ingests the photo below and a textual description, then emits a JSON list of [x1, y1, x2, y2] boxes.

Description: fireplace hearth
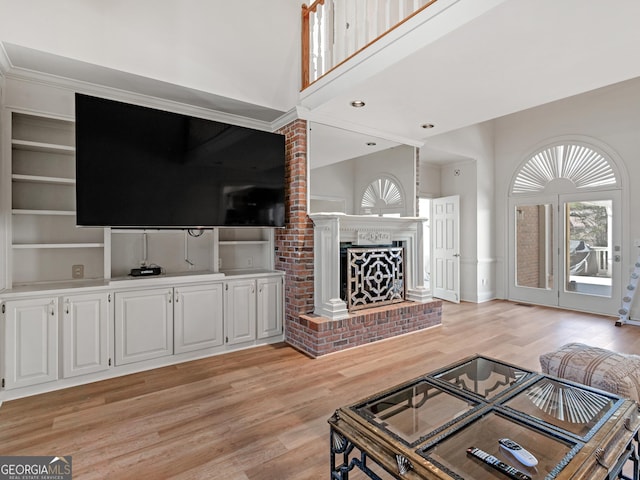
[[286, 214, 440, 357]]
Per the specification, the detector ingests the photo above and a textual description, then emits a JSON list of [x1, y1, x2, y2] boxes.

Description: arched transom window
[[360, 176, 404, 216], [511, 143, 619, 195]]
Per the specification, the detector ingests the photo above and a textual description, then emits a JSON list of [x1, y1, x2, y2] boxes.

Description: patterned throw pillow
[[539, 342, 640, 402]]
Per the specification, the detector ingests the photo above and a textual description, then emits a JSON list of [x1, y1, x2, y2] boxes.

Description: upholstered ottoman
[[539, 342, 640, 402]]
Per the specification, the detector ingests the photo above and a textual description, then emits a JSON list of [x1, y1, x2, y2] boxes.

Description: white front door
[[509, 191, 621, 315], [432, 195, 460, 303]]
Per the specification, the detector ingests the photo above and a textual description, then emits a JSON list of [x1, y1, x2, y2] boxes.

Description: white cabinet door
[[225, 279, 256, 345], [174, 284, 223, 354], [3, 297, 58, 389], [257, 276, 283, 339], [62, 292, 111, 378], [115, 288, 173, 365]]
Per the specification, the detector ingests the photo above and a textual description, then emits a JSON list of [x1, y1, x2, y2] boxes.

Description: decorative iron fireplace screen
[[347, 247, 405, 311]]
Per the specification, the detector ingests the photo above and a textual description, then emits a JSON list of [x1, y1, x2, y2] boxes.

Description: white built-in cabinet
[[114, 283, 227, 364], [257, 276, 284, 339], [225, 279, 257, 345], [1, 271, 283, 398], [225, 276, 284, 345], [3, 297, 59, 389], [114, 288, 174, 365], [0, 80, 286, 401], [174, 283, 224, 354], [62, 292, 110, 378]]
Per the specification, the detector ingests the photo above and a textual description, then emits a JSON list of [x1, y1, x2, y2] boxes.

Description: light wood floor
[[2, 300, 640, 479]]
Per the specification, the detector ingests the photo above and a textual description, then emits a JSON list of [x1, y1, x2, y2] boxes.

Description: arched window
[[360, 176, 404, 216], [511, 143, 619, 195]]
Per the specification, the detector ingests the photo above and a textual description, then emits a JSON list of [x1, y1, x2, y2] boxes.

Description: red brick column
[[276, 120, 315, 342]]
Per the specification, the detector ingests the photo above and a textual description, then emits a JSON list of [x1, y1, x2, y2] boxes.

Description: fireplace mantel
[[309, 213, 431, 320]]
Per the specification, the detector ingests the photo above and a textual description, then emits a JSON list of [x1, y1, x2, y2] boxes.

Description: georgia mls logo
[[49, 457, 72, 474], [0, 455, 72, 480]]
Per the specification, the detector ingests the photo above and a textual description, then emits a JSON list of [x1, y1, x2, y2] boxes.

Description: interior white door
[[432, 195, 460, 303]]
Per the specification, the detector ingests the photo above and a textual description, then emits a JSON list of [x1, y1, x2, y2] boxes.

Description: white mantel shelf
[[309, 213, 431, 320]]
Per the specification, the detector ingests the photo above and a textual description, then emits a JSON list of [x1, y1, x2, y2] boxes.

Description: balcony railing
[[301, 0, 438, 89]]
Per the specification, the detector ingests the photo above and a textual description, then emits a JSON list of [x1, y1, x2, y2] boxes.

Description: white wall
[[422, 123, 496, 302], [310, 161, 355, 213], [418, 162, 441, 198], [494, 77, 640, 318], [0, 1, 300, 112]]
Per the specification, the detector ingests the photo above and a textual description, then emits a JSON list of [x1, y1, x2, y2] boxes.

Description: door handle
[[453, 253, 461, 258]]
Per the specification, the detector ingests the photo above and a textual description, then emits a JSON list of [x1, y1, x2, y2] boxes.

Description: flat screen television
[[75, 93, 286, 228]]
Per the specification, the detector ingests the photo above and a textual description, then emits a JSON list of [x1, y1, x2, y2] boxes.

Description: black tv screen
[[75, 93, 286, 228]]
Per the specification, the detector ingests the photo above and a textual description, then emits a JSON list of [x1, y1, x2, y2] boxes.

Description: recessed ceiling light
[[366, 142, 377, 146], [421, 123, 435, 129], [351, 100, 366, 108]]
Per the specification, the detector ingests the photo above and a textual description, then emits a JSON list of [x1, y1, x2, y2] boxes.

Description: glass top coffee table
[[328, 355, 640, 480]]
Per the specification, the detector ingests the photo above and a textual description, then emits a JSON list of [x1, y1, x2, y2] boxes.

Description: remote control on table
[[499, 438, 538, 467], [467, 446, 532, 480]]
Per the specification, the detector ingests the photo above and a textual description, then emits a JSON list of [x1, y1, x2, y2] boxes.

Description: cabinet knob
[[175, 291, 179, 303]]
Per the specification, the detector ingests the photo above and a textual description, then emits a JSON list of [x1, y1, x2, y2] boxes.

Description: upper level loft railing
[[301, 0, 438, 89]]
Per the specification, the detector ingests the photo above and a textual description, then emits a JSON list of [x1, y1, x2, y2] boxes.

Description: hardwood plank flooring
[[1, 300, 639, 479]]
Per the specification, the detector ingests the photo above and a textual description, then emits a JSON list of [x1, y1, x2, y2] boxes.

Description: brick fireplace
[[276, 120, 442, 357]]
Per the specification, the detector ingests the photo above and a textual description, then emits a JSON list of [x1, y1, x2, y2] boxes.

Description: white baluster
[[368, 0, 380, 42]]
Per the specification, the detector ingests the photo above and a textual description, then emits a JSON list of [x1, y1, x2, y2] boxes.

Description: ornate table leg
[[330, 427, 384, 480], [330, 428, 354, 480], [618, 430, 640, 480]]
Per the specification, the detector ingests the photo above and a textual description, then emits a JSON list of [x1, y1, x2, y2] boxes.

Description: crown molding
[[0, 43, 10, 78], [270, 107, 299, 131], [3, 65, 275, 132]]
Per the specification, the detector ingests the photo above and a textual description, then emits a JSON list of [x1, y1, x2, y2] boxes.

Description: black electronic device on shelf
[[129, 266, 163, 277]]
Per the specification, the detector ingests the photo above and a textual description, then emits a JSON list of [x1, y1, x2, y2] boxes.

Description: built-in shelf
[[12, 139, 75, 154], [12, 209, 76, 216], [13, 243, 104, 249], [12, 174, 75, 185], [6, 109, 277, 289]]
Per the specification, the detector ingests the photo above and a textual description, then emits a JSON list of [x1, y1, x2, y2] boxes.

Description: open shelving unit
[[8, 112, 105, 287], [218, 227, 275, 272], [5, 111, 278, 290]]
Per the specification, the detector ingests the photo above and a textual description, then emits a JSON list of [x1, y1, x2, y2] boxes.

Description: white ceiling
[[304, 0, 640, 166], [0, 1, 301, 118], [1, 0, 639, 168]]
